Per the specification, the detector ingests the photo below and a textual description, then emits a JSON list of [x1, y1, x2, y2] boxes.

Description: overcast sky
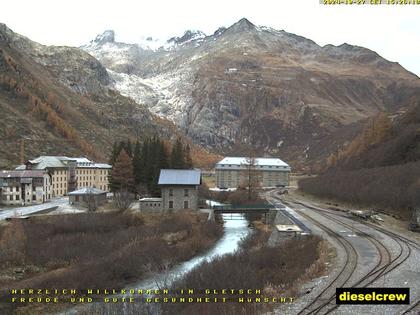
[[1, 0, 420, 76]]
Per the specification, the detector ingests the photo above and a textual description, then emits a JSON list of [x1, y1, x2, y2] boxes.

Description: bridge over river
[[212, 203, 276, 222]]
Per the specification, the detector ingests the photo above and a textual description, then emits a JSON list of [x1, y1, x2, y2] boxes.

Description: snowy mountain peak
[[93, 30, 115, 44], [167, 29, 206, 45]]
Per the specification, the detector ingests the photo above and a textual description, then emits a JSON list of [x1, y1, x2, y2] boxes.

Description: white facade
[[215, 157, 291, 188]]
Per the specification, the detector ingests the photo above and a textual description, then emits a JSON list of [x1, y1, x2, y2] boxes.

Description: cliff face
[[82, 18, 420, 168], [0, 24, 173, 168]]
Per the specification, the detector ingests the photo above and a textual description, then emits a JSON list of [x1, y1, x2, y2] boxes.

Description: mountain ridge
[[81, 18, 420, 169], [1, 19, 420, 171]]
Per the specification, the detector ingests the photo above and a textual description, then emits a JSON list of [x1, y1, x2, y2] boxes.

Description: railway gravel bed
[[267, 191, 420, 315]]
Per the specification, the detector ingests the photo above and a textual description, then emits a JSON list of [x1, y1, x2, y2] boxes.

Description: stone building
[[139, 197, 163, 212], [215, 157, 291, 189], [158, 169, 201, 211], [0, 170, 52, 205], [68, 187, 107, 209], [16, 156, 111, 197]]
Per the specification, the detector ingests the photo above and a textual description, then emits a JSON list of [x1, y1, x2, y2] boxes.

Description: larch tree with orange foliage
[[109, 149, 135, 193]]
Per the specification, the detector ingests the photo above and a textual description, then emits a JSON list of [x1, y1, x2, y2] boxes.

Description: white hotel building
[[16, 156, 111, 197], [215, 157, 291, 189]]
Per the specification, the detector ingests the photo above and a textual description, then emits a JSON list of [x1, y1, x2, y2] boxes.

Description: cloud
[[1, 0, 419, 75]]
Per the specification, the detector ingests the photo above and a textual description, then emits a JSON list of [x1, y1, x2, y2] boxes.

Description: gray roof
[[0, 170, 45, 178], [15, 156, 111, 170], [158, 169, 201, 186], [68, 187, 106, 195], [25, 156, 67, 169]]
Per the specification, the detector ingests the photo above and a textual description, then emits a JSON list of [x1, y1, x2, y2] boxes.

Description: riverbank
[[76, 227, 326, 315], [0, 210, 223, 315]]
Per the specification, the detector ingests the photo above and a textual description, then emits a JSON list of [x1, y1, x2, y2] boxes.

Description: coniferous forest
[[108, 137, 193, 197]]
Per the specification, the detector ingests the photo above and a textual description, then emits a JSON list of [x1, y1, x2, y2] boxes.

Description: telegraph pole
[[20, 139, 24, 164]]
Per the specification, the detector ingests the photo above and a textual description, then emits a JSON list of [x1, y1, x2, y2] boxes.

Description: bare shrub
[[162, 236, 322, 315], [113, 189, 134, 211], [0, 211, 223, 315], [0, 220, 26, 267]]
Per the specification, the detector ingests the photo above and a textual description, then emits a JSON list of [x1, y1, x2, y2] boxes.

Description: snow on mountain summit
[[167, 30, 206, 45], [137, 36, 171, 51], [93, 30, 115, 44]]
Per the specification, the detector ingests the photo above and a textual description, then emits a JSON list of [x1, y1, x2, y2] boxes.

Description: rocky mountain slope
[[82, 18, 420, 169], [0, 23, 176, 169]]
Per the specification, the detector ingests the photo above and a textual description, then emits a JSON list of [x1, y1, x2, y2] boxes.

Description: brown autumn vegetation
[[1, 45, 194, 169], [27, 94, 100, 159], [210, 188, 264, 205], [161, 236, 323, 315], [299, 162, 420, 218], [77, 233, 325, 315], [300, 106, 420, 218], [0, 69, 101, 160], [0, 211, 223, 315], [189, 145, 222, 170], [324, 113, 393, 170]]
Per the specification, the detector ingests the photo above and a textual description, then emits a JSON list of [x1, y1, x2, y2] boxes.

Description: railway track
[[287, 199, 412, 314], [267, 191, 419, 314]]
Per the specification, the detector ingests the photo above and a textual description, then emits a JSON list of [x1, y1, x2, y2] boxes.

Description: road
[[0, 197, 69, 220], [265, 189, 420, 315]]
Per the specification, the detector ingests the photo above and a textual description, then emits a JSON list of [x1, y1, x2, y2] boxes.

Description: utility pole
[[20, 139, 24, 165]]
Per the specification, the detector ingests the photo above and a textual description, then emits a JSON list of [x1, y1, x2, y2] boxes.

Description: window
[[16, 186, 19, 192], [184, 189, 189, 197], [32, 195, 36, 201], [169, 189, 173, 197], [169, 201, 174, 209], [184, 201, 189, 209], [15, 195, 19, 200]]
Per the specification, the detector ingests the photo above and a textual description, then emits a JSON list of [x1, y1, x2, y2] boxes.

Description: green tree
[[184, 144, 193, 169], [124, 139, 133, 157], [170, 138, 185, 169], [109, 141, 121, 165]]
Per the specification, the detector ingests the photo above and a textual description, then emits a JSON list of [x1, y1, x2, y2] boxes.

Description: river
[[129, 213, 252, 291], [59, 210, 252, 314]]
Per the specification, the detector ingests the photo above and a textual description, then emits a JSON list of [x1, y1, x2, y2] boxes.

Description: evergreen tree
[[157, 140, 169, 170], [109, 141, 120, 165], [140, 139, 150, 185], [124, 139, 133, 157], [133, 140, 142, 186], [170, 138, 185, 169], [184, 144, 193, 169]]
